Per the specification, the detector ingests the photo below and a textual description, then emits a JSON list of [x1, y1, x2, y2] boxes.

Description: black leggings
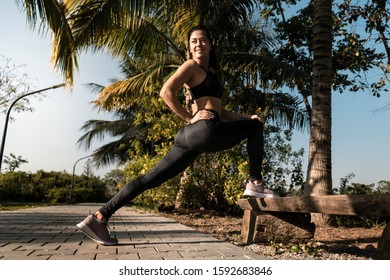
[[99, 110, 264, 219]]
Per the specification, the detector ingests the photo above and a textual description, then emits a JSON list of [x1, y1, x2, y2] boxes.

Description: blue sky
[[1, 1, 389, 186]]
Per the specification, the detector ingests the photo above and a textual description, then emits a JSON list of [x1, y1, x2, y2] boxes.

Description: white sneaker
[[243, 180, 279, 198], [76, 214, 118, 246]]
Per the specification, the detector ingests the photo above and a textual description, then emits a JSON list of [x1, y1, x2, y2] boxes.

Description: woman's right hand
[[190, 109, 215, 124]]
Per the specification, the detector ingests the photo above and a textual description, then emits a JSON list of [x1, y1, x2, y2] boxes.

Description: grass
[[0, 202, 50, 211]]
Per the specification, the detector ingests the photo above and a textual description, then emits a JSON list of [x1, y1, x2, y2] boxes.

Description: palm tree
[[304, 0, 333, 225]]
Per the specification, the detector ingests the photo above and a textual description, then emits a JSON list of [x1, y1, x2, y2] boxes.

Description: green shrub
[[333, 175, 390, 227], [0, 170, 111, 203]]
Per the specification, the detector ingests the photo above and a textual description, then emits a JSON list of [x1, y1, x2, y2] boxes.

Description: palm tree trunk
[[304, 0, 333, 226]]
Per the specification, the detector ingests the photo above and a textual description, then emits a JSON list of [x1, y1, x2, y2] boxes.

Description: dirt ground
[[160, 209, 385, 260]]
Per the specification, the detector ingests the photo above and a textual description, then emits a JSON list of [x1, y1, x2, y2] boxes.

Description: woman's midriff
[[191, 96, 222, 116]]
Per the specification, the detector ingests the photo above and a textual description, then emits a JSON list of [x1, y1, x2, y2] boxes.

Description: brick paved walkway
[[0, 204, 268, 260]]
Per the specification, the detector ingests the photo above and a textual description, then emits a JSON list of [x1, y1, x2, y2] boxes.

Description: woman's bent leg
[[246, 123, 264, 181], [207, 118, 264, 180], [99, 145, 199, 220]]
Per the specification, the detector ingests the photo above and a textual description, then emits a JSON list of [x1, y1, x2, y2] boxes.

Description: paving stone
[[0, 243, 23, 252], [114, 253, 140, 260], [0, 250, 36, 259], [49, 254, 96, 260]]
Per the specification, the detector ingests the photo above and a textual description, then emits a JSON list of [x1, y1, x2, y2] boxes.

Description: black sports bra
[[188, 64, 223, 103]]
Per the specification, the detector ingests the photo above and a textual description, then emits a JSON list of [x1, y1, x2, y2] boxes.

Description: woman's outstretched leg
[[77, 144, 199, 245]]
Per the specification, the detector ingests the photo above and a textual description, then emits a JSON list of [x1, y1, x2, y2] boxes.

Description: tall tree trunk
[[304, 0, 333, 226]]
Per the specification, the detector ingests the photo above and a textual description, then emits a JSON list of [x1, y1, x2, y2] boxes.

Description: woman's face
[[188, 30, 211, 60]]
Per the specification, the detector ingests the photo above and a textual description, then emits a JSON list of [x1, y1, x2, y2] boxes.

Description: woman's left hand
[[190, 109, 215, 124]]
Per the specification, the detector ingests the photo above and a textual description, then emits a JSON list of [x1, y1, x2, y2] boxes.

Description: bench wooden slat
[[238, 194, 390, 217]]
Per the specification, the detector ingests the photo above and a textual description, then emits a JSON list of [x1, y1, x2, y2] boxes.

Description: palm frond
[[77, 117, 141, 148], [91, 140, 130, 168], [83, 82, 105, 94], [221, 52, 310, 89], [264, 92, 310, 132], [17, 0, 77, 85], [68, 1, 133, 48], [172, 1, 200, 43], [211, 0, 256, 27], [172, 0, 257, 46], [76, 115, 151, 167], [95, 60, 177, 111]]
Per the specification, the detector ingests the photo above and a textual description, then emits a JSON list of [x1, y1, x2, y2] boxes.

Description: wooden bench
[[237, 194, 390, 259]]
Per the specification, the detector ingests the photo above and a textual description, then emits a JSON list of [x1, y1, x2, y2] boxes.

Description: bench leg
[[241, 210, 259, 245]]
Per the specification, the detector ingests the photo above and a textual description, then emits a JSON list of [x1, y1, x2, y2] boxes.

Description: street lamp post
[[0, 83, 66, 172], [69, 154, 94, 202]]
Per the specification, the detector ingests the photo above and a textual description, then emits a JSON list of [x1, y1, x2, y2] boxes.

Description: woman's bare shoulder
[[175, 60, 198, 80], [180, 59, 198, 70]]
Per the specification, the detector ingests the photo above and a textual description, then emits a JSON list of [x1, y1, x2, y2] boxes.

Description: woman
[[77, 25, 278, 246]]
